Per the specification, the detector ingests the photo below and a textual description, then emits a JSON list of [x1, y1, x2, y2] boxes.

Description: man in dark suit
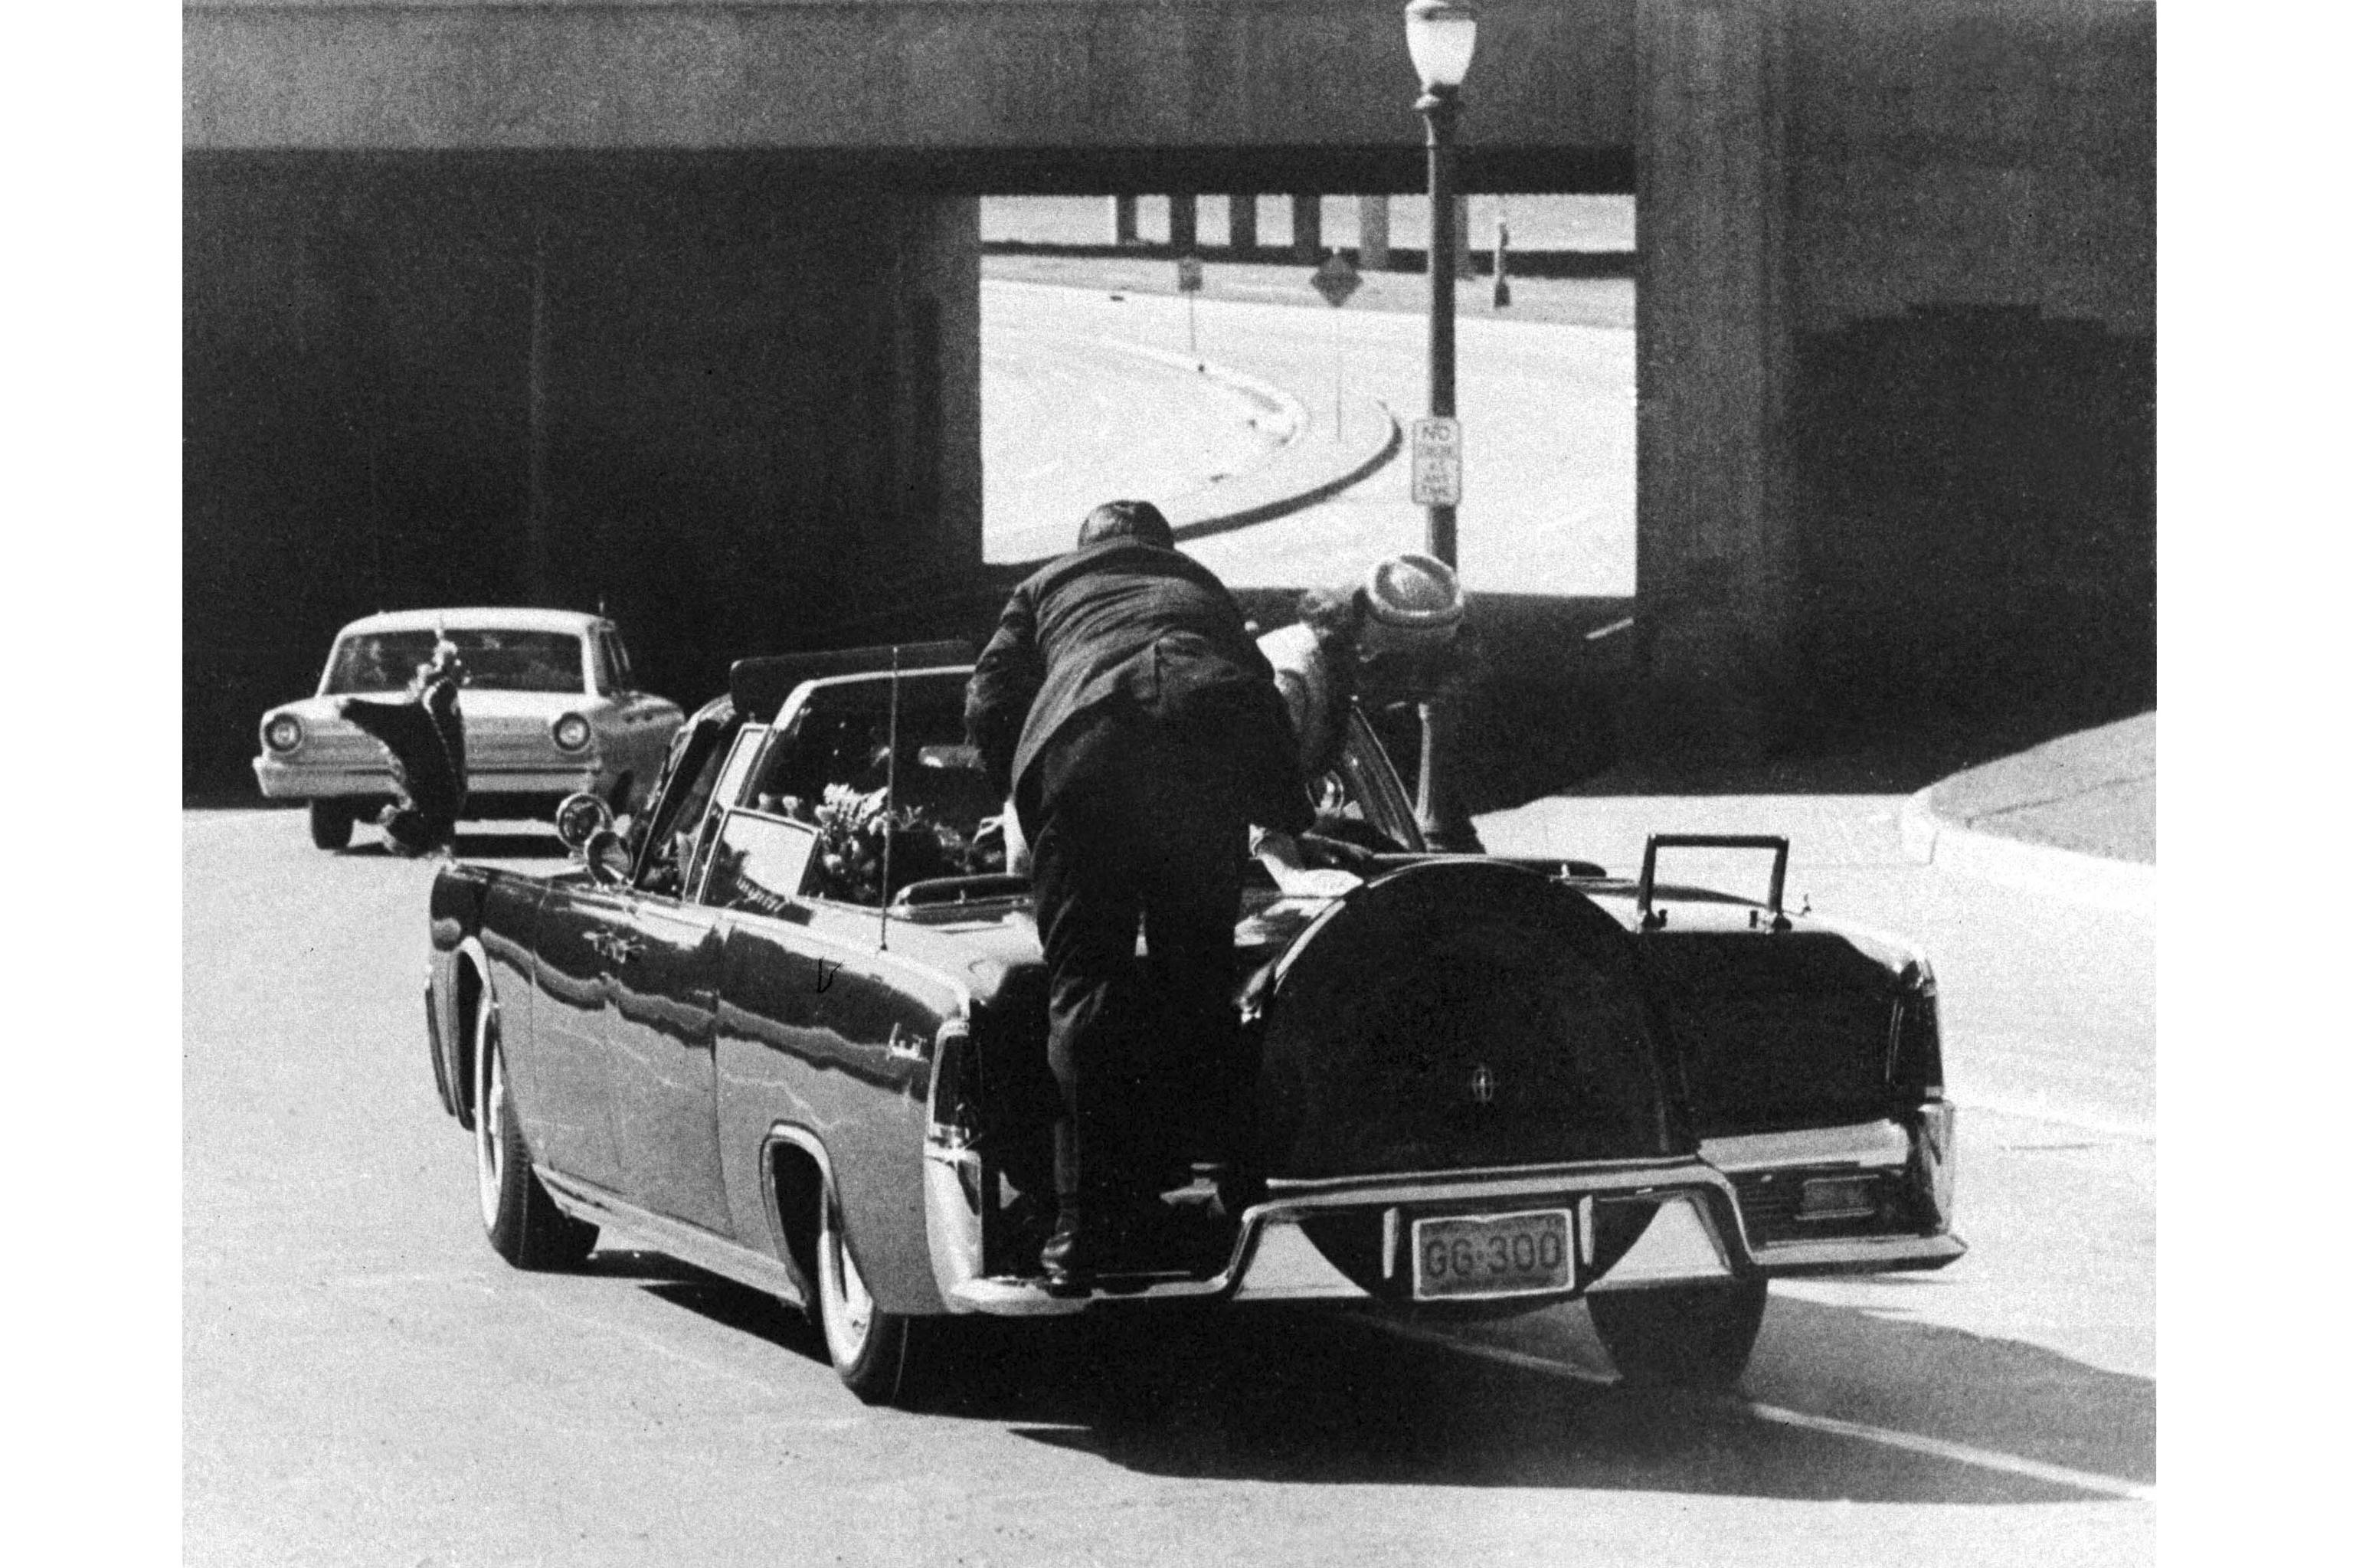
[[339, 640, 468, 856], [967, 500, 1314, 1285]]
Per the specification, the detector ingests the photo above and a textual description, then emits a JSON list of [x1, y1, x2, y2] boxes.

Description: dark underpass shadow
[[616, 1255, 2151, 1507]]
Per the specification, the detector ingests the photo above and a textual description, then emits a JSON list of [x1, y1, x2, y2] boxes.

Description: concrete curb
[[1170, 408, 1401, 545], [1094, 339, 1402, 545], [1898, 787, 2155, 916]]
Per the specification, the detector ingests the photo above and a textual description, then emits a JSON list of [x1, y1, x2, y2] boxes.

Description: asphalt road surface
[[983, 310, 1291, 554], [185, 809, 2152, 1567], [980, 278, 1635, 597]]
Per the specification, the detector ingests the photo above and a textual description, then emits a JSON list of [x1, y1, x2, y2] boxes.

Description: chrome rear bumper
[[927, 1109, 1965, 1316]]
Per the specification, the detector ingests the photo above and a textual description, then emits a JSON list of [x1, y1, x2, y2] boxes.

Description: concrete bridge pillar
[[1357, 195, 1390, 269], [1109, 195, 1139, 247], [1169, 192, 1199, 252], [1289, 195, 1323, 261], [1632, 0, 1794, 759], [1226, 194, 1258, 255]]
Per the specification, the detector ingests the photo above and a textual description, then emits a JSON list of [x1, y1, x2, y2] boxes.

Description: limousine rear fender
[[427, 865, 497, 1123], [760, 1126, 831, 1312], [764, 1121, 951, 1318], [437, 937, 498, 1131]]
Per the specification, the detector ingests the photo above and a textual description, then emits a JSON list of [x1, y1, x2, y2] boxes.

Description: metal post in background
[[1406, 0, 1483, 853], [1422, 91, 1458, 568]]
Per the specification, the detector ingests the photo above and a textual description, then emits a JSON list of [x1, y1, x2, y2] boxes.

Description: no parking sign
[[1409, 417, 1462, 506]]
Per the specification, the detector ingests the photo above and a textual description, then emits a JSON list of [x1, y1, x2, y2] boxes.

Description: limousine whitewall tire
[[816, 1188, 949, 1408], [473, 1003, 598, 1271]]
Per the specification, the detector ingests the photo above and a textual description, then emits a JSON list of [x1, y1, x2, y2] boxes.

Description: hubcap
[[823, 1206, 875, 1363], [474, 1014, 506, 1231]]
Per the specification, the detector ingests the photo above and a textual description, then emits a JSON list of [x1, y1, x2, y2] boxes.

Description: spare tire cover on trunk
[[1255, 861, 1672, 1180]]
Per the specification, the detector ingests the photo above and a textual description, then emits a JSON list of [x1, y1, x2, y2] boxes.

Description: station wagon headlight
[[551, 713, 593, 753], [263, 714, 303, 754]]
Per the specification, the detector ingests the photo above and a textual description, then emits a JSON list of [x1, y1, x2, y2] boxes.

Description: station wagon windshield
[[323, 630, 586, 694]]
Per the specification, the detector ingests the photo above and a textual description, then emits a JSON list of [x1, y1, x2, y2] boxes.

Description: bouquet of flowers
[[810, 784, 970, 905]]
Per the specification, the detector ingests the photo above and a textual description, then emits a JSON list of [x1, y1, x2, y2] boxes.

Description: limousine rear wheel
[[474, 1008, 598, 1271], [816, 1190, 947, 1408], [1586, 1278, 1769, 1390]]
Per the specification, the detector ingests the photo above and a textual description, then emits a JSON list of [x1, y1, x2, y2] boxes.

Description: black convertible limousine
[[425, 642, 1962, 1408]]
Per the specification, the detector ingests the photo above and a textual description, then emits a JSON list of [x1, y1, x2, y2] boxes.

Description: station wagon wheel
[[307, 801, 352, 852], [815, 1187, 951, 1409], [473, 1000, 598, 1271], [1586, 1278, 1770, 1390]]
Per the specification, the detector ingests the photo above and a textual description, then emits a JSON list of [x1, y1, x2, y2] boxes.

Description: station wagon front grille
[[293, 726, 383, 767], [466, 719, 567, 768]]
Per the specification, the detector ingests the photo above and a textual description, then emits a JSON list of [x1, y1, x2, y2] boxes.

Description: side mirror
[[584, 827, 631, 885], [555, 791, 616, 853]]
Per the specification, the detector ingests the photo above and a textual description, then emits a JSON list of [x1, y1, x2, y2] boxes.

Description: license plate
[[1410, 1209, 1576, 1301]]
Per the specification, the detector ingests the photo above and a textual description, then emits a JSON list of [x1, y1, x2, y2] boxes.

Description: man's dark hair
[[1077, 499, 1176, 549]]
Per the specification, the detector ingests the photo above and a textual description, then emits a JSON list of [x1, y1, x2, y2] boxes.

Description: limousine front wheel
[[474, 1008, 598, 1271], [817, 1190, 951, 1408]]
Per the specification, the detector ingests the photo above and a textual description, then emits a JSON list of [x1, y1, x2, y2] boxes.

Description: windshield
[[322, 630, 585, 695]]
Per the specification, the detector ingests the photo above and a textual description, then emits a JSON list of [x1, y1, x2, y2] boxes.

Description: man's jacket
[[339, 670, 467, 855], [966, 538, 1313, 834]]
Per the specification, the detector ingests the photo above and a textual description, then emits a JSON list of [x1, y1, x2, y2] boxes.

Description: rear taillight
[[926, 1019, 976, 1148], [1890, 958, 1943, 1099]]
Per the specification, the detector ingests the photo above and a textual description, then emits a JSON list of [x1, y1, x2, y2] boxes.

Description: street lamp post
[[1405, 0, 1482, 851]]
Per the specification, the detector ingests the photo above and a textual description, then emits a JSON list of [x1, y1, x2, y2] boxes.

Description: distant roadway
[[982, 278, 1635, 597]]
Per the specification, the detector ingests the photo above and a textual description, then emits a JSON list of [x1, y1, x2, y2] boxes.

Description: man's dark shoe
[[1039, 1199, 1193, 1288], [1039, 1210, 1100, 1291]]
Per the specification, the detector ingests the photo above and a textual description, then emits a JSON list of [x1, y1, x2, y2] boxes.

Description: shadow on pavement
[[621, 1264, 2151, 1505], [594, 1249, 833, 1370]]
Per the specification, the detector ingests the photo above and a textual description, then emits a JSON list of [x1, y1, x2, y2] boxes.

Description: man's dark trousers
[[1026, 707, 1247, 1219]]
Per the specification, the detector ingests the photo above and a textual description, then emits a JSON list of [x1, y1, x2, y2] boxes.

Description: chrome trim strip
[[1700, 1121, 1910, 1174], [1750, 1232, 1967, 1274], [1230, 1220, 1370, 1301], [922, 1146, 988, 1306], [536, 1166, 807, 1308], [1264, 1157, 1731, 1212], [1584, 1195, 1734, 1291]]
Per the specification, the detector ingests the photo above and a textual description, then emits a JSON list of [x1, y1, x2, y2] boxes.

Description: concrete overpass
[[185, 1, 2154, 793]]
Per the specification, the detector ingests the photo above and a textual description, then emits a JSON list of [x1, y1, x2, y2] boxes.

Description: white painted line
[[1746, 1402, 2155, 1503], [1952, 1094, 2157, 1144], [1358, 1318, 2155, 1502], [1360, 1317, 1615, 1384]]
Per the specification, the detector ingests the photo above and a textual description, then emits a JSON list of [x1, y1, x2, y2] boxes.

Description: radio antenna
[[877, 643, 902, 951]]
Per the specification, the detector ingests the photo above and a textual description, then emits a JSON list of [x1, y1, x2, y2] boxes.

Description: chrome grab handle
[[585, 930, 643, 964], [1636, 833, 1790, 932]]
